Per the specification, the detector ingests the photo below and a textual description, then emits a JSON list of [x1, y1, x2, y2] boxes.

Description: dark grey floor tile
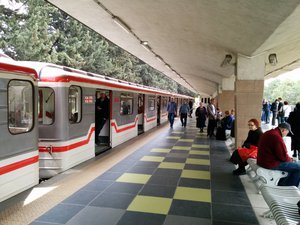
[[178, 178, 210, 189], [166, 152, 189, 158], [164, 215, 211, 225], [184, 164, 210, 171], [134, 161, 160, 168], [62, 190, 100, 205], [163, 157, 187, 163], [105, 182, 143, 195], [139, 184, 176, 198], [80, 179, 113, 192], [212, 203, 258, 224], [117, 211, 166, 225], [188, 154, 210, 159], [169, 200, 211, 218], [66, 206, 125, 225], [212, 190, 250, 206], [89, 191, 135, 209], [30, 222, 57, 225], [108, 163, 134, 172], [147, 152, 168, 157], [213, 220, 259, 225], [126, 165, 157, 174], [148, 175, 180, 186], [96, 172, 123, 181], [34, 204, 84, 224], [153, 168, 182, 177]]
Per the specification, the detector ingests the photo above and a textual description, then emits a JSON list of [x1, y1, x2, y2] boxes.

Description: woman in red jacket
[[230, 118, 263, 175]]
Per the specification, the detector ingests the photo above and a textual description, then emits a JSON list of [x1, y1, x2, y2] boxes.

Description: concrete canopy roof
[[47, 0, 300, 96]]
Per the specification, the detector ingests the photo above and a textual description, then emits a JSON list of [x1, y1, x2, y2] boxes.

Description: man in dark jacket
[[288, 102, 300, 158], [257, 123, 300, 186], [95, 92, 109, 145]]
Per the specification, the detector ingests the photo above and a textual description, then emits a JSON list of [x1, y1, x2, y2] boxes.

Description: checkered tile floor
[[30, 120, 259, 225]]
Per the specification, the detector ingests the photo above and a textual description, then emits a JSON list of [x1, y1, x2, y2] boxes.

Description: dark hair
[[248, 118, 260, 128], [296, 102, 300, 110], [284, 101, 288, 105]]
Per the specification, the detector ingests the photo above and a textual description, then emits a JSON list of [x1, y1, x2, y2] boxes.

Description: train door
[[138, 94, 144, 135], [95, 89, 111, 154], [157, 96, 161, 125]]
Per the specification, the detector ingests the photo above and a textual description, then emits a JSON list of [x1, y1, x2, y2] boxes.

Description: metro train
[[0, 56, 192, 202]]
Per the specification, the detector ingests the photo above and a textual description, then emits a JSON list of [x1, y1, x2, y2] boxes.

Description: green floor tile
[[159, 162, 185, 170], [192, 144, 209, 149], [116, 173, 151, 184], [172, 146, 191, 151], [186, 158, 210, 166], [181, 170, 210, 180], [151, 148, 171, 153], [166, 136, 181, 139], [178, 139, 194, 142], [174, 187, 211, 203], [140, 156, 165, 162], [189, 150, 209, 155], [127, 195, 172, 214]]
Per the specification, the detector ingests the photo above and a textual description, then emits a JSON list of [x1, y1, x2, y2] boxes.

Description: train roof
[[19, 61, 192, 99], [0, 56, 38, 79]]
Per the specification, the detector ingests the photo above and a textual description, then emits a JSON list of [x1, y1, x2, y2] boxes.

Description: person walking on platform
[[207, 98, 217, 137], [95, 91, 109, 145], [195, 102, 207, 133], [270, 99, 279, 126], [287, 102, 300, 158], [188, 100, 194, 117], [167, 97, 177, 128], [257, 122, 300, 187], [230, 118, 263, 175], [179, 100, 190, 127]]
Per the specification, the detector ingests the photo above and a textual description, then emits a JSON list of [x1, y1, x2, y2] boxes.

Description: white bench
[[260, 184, 300, 225], [246, 158, 288, 193]]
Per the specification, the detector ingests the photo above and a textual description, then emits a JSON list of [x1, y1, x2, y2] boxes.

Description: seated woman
[[229, 118, 263, 175]]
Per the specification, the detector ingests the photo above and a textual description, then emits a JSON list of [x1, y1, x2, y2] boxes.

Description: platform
[[0, 118, 275, 225]]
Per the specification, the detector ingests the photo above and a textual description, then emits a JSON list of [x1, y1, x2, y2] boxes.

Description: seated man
[[257, 123, 300, 187]]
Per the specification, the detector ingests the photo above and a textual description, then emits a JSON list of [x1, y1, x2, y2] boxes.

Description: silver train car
[[0, 57, 39, 202], [0, 57, 191, 202]]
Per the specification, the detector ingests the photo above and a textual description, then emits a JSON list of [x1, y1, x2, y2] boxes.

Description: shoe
[[232, 169, 246, 176]]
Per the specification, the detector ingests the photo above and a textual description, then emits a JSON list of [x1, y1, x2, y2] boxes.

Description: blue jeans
[[273, 161, 300, 187], [168, 113, 175, 128]]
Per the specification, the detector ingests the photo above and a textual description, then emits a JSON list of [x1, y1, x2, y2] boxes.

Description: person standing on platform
[[95, 91, 109, 145], [167, 97, 177, 128], [188, 100, 194, 117], [179, 100, 190, 127], [287, 102, 300, 158], [195, 102, 207, 133], [207, 98, 217, 138], [257, 122, 300, 187], [270, 99, 279, 126], [277, 97, 284, 124]]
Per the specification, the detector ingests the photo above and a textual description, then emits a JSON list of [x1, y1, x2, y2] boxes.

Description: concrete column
[[218, 75, 235, 113], [235, 54, 265, 147]]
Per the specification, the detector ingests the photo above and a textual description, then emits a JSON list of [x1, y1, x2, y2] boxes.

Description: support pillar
[[218, 75, 235, 113], [235, 54, 265, 147]]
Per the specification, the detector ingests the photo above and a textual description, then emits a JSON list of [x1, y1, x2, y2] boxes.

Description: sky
[[265, 68, 300, 85]]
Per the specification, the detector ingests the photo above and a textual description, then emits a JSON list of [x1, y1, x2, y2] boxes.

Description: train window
[[148, 96, 155, 111], [68, 86, 82, 123], [8, 80, 34, 134], [38, 87, 55, 125], [120, 93, 133, 115]]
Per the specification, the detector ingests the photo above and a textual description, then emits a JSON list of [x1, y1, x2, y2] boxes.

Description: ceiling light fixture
[[268, 53, 278, 66], [112, 16, 131, 33], [155, 55, 163, 62], [220, 54, 233, 67]]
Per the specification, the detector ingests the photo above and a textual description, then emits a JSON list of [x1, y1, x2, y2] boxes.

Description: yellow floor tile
[[174, 187, 211, 203], [116, 173, 151, 184], [189, 150, 209, 155], [181, 170, 210, 180], [172, 146, 191, 151], [186, 158, 210, 165], [151, 148, 171, 153], [172, 131, 184, 134], [140, 156, 165, 162], [166, 136, 181, 139], [127, 195, 172, 215], [192, 144, 209, 149], [178, 139, 194, 142], [159, 162, 185, 170]]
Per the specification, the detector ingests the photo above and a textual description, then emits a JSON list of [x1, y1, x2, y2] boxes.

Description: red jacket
[[257, 128, 291, 169]]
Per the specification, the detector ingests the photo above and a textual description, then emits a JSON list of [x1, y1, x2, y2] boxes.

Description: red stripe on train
[[111, 117, 138, 133], [39, 127, 95, 153], [0, 155, 39, 175]]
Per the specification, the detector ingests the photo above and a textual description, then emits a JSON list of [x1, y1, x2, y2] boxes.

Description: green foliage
[[264, 79, 300, 104], [0, 0, 195, 96]]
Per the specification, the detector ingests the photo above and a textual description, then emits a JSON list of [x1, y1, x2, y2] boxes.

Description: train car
[[0, 57, 39, 202], [19, 62, 191, 178]]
